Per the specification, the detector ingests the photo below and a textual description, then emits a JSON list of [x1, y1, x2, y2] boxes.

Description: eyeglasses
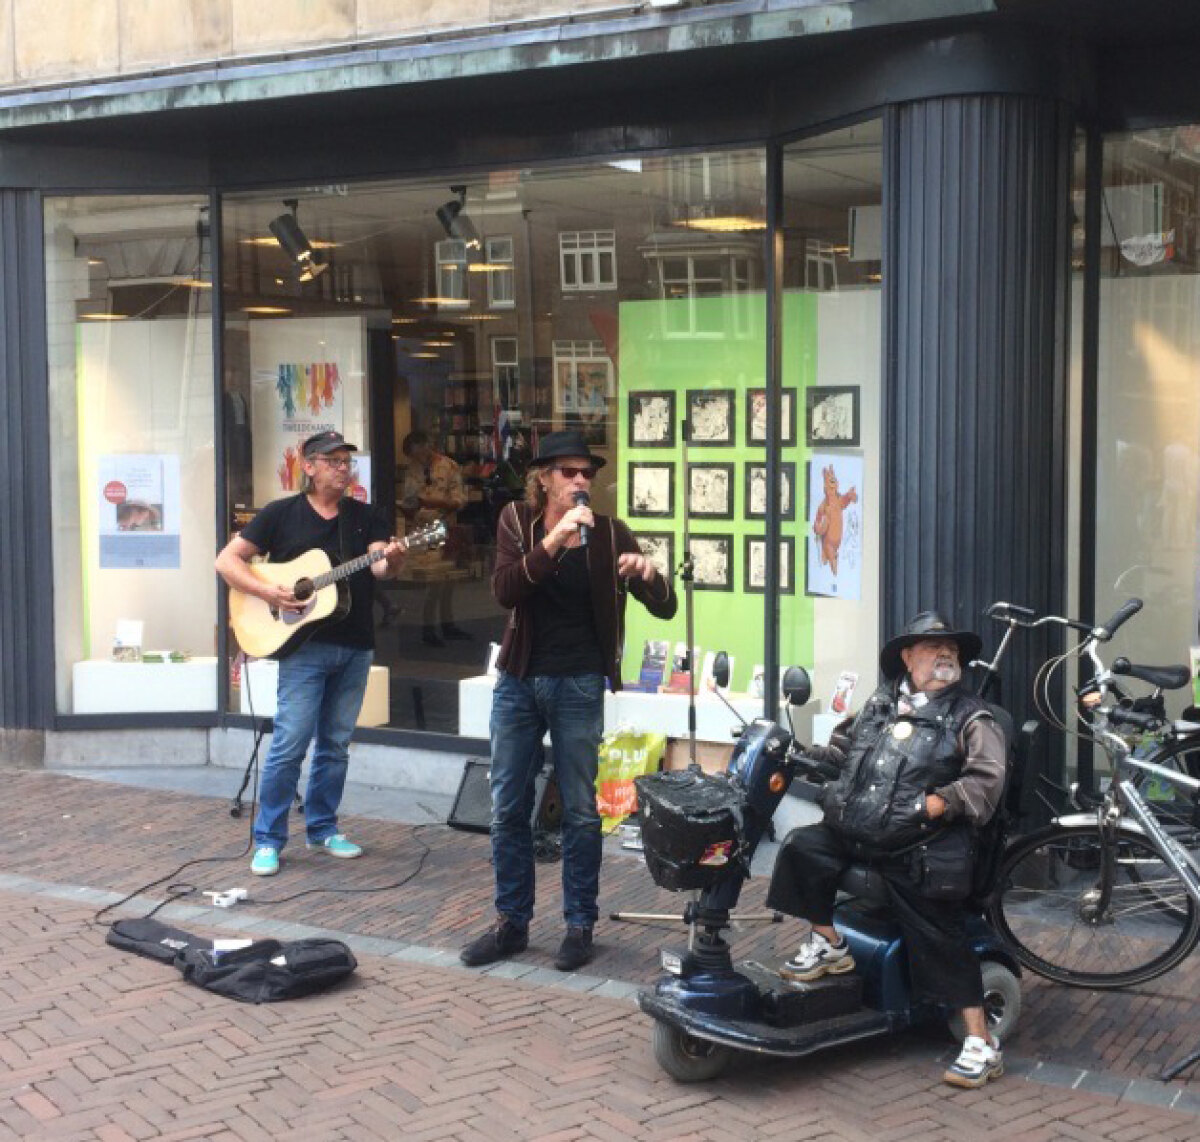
[[316, 456, 353, 469], [554, 465, 597, 480]]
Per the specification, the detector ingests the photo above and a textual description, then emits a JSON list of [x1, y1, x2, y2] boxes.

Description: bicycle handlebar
[[1106, 706, 1162, 732], [983, 598, 1143, 641], [1093, 598, 1143, 642]]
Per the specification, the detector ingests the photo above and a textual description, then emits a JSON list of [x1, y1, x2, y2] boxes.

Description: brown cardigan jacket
[[493, 500, 677, 689]]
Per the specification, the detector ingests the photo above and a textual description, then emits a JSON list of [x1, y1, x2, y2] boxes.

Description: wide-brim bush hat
[[879, 610, 983, 679]]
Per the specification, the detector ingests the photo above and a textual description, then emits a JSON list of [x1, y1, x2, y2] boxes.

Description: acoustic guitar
[[229, 520, 447, 660]]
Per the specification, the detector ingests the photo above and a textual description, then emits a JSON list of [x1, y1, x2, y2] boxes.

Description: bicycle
[[979, 598, 1200, 988]]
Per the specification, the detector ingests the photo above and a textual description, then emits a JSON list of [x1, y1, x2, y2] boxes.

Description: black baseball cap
[[302, 430, 358, 458]]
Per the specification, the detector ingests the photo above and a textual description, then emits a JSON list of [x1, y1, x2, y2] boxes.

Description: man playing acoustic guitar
[[216, 430, 406, 877]]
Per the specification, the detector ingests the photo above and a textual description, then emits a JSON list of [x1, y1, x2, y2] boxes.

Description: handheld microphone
[[573, 490, 590, 547]]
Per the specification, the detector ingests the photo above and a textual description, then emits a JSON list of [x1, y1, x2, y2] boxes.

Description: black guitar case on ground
[[106, 917, 357, 1004]]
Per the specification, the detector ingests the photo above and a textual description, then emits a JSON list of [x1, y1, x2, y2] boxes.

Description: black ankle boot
[[460, 918, 529, 967], [554, 926, 594, 972]]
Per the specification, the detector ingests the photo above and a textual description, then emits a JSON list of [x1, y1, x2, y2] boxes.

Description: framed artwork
[[686, 462, 735, 520], [633, 531, 675, 580], [687, 534, 734, 591], [806, 453, 864, 600], [684, 389, 736, 446], [744, 535, 795, 594], [805, 386, 860, 448], [747, 387, 797, 446], [628, 390, 676, 449], [628, 462, 675, 518], [745, 461, 796, 522]]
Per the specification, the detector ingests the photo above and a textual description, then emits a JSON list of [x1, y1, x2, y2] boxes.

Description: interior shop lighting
[[674, 215, 767, 232], [435, 186, 483, 253], [268, 200, 330, 282], [79, 312, 127, 321], [242, 305, 292, 315]]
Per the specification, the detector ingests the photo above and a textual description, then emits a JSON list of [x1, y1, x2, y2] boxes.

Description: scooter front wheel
[[652, 1020, 733, 1082]]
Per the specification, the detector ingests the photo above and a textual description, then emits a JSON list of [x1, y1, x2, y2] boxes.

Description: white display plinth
[[457, 674, 761, 745], [73, 658, 219, 714], [240, 659, 390, 727]]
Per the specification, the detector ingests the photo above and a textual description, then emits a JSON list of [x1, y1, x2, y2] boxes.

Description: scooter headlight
[[660, 950, 684, 975]]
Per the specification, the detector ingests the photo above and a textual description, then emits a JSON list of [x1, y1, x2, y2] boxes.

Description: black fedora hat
[[529, 429, 607, 470], [879, 610, 982, 680]]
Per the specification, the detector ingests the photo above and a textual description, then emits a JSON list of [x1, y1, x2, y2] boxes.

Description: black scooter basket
[[634, 770, 747, 892]]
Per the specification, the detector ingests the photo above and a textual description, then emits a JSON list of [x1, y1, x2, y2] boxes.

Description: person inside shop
[[460, 429, 678, 973], [399, 429, 471, 647], [215, 430, 406, 878], [766, 611, 1010, 1089]]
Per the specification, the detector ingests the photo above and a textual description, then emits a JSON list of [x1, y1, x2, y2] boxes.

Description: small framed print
[[687, 534, 734, 591], [744, 535, 795, 594], [686, 462, 735, 520], [745, 461, 796, 522], [684, 389, 736, 446], [628, 462, 675, 518], [747, 388, 797, 446], [628, 390, 676, 449], [633, 531, 675, 580], [805, 386, 860, 448]]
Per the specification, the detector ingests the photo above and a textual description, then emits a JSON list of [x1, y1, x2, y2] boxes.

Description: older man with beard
[[766, 611, 1009, 1088]]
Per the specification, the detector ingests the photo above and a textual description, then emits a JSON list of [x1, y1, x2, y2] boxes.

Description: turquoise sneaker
[[307, 833, 363, 859], [250, 845, 279, 876]]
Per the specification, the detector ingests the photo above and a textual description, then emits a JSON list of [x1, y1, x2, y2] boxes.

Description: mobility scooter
[[634, 660, 1023, 1082]]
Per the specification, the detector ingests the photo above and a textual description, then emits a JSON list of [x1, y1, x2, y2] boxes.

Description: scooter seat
[[838, 863, 889, 906]]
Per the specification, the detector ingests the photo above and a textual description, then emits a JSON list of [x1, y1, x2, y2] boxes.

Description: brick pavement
[[1, 770, 1199, 1140]]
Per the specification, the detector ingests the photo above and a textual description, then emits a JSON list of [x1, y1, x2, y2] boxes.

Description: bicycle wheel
[[1128, 738, 1200, 921], [989, 822, 1200, 988]]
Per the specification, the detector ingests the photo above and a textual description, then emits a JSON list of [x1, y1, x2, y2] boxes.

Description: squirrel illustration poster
[[807, 454, 864, 599]]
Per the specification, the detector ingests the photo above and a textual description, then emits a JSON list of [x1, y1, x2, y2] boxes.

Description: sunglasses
[[554, 465, 597, 480]]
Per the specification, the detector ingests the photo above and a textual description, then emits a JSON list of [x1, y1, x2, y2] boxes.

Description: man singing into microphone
[[461, 429, 678, 972]]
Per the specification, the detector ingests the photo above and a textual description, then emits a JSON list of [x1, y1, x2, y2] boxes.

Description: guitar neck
[[309, 548, 386, 591]]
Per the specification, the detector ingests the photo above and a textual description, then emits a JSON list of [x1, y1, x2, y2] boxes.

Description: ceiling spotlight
[[269, 200, 329, 282], [436, 185, 482, 252]]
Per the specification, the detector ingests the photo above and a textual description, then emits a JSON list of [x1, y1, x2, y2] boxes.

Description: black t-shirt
[[240, 494, 390, 650], [525, 539, 605, 677]]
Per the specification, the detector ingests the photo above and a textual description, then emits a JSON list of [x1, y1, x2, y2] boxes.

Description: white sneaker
[[779, 931, 855, 982], [944, 1035, 1004, 1088]]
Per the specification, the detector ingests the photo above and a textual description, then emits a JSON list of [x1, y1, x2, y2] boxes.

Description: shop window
[[779, 121, 883, 728], [486, 237, 515, 308], [552, 340, 611, 441], [646, 249, 756, 337], [492, 336, 520, 408], [1079, 126, 1200, 709], [435, 238, 469, 305], [559, 230, 617, 291], [44, 195, 217, 716], [222, 153, 793, 739]]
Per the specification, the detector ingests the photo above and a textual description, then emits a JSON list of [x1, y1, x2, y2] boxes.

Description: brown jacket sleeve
[[935, 714, 1008, 826], [492, 502, 558, 609]]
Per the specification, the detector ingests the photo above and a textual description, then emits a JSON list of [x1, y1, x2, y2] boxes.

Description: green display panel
[[617, 292, 817, 693]]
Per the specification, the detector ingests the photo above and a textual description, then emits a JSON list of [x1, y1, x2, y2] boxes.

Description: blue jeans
[[489, 671, 605, 929], [253, 641, 373, 851]]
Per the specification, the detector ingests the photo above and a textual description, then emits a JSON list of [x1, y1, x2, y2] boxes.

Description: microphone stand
[[611, 417, 779, 929], [680, 416, 698, 771]]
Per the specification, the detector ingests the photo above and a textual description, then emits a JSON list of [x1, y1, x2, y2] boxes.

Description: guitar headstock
[[404, 519, 448, 553]]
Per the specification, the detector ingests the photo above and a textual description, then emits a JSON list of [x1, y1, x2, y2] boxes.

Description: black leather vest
[[821, 681, 990, 851]]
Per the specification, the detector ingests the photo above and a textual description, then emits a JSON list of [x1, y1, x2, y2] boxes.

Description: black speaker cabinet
[[447, 757, 561, 834]]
